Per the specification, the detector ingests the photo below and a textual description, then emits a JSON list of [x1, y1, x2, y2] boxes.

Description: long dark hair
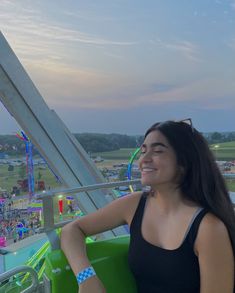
[[145, 120, 235, 259]]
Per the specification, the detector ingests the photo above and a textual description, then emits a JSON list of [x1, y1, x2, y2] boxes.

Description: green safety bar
[[18, 241, 50, 285], [44, 235, 137, 293]]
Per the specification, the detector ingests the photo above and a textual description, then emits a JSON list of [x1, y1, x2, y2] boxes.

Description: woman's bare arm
[[195, 213, 234, 293], [61, 192, 141, 275]]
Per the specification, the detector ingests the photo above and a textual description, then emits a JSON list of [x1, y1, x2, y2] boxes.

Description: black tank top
[[128, 193, 208, 293]]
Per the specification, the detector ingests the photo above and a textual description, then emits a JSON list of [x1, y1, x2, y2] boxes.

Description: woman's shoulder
[[127, 190, 144, 199], [199, 212, 229, 235], [110, 191, 144, 213], [194, 212, 232, 253], [118, 191, 144, 210], [118, 191, 144, 224]]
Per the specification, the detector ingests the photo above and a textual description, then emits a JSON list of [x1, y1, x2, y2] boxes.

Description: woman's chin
[[141, 178, 156, 186]]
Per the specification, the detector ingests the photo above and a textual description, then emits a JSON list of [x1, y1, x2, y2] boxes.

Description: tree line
[[74, 133, 141, 153], [205, 132, 235, 144], [0, 131, 234, 155]]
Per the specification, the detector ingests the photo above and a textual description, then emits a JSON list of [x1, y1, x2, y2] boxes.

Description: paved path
[[6, 233, 47, 252]]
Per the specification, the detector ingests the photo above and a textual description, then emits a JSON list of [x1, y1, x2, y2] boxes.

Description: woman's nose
[[140, 150, 153, 162]]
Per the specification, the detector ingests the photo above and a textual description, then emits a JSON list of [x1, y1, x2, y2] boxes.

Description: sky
[[0, 0, 235, 135]]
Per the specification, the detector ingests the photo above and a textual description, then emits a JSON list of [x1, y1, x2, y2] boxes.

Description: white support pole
[[0, 31, 126, 238]]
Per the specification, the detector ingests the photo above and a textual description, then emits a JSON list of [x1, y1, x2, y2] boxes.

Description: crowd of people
[[0, 213, 41, 246], [0, 189, 43, 247]]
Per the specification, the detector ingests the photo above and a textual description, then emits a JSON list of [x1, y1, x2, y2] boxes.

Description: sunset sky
[[0, 0, 234, 135]]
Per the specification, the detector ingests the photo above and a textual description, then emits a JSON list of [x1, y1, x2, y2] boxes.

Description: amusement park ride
[[0, 31, 126, 238], [16, 131, 35, 200], [0, 31, 139, 292]]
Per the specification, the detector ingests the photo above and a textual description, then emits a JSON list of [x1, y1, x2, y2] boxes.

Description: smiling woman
[[0, 0, 234, 292], [61, 120, 235, 293]]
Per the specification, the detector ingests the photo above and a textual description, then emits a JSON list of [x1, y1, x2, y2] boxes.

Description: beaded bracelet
[[76, 266, 96, 285]]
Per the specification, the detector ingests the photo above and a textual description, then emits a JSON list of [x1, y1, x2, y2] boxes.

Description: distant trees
[[74, 133, 141, 153], [0, 135, 24, 155], [0, 131, 234, 155], [206, 132, 235, 144], [75, 134, 116, 152]]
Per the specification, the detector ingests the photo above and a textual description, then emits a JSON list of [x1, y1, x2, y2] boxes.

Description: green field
[[210, 141, 235, 160], [0, 141, 235, 194], [93, 141, 235, 161], [93, 148, 137, 160], [226, 180, 235, 192], [0, 164, 64, 195]]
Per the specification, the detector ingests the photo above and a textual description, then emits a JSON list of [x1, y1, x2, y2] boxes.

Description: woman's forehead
[[144, 130, 168, 145]]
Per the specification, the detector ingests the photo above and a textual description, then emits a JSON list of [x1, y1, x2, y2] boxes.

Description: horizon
[[0, 129, 235, 137], [0, 1, 235, 135]]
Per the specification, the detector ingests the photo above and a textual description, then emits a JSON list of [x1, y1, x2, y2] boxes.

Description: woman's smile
[[141, 167, 158, 174]]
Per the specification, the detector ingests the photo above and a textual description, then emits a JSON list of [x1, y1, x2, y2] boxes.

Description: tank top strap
[[186, 208, 209, 246], [129, 192, 148, 233]]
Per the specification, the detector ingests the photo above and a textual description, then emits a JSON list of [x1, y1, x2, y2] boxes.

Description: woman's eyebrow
[[141, 142, 168, 148]]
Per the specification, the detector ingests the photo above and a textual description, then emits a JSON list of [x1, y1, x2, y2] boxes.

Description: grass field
[[0, 141, 235, 194], [93, 141, 235, 161], [0, 164, 64, 195], [210, 141, 235, 160], [226, 180, 235, 192], [93, 148, 137, 160]]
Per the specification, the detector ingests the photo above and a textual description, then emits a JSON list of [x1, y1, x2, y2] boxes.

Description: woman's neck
[[150, 185, 186, 214]]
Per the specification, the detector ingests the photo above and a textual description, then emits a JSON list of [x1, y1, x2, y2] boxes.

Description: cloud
[[0, 1, 137, 79], [231, 0, 235, 10], [200, 96, 235, 110], [39, 71, 235, 113], [133, 77, 235, 109], [164, 41, 201, 62], [63, 10, 116, 22], [102, 52, 123, 59], [227, 37, 235, 50], [0, 1, 233, 118], [151, 39, 201, 62], [0, 0, 15, 8], [0, 3, 136, 49]]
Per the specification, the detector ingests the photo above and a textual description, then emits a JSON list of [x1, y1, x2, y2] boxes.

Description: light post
[[214, 144, 219, 161]]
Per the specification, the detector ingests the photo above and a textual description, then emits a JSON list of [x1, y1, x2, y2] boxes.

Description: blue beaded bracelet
[[76, 266, 96, 284]]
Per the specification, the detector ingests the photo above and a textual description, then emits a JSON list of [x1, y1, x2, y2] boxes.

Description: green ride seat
[[44, 235, 137, 293]]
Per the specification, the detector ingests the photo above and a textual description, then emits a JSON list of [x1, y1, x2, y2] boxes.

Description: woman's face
[[138, 130, 180, 188]]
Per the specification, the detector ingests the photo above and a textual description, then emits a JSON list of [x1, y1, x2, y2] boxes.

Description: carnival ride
[[0, 31, 140, 292], [16, 132, 35, 200], [127, 147, 140, 192]]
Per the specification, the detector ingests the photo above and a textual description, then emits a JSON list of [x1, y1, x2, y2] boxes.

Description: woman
[[61, 120, 235, 293]]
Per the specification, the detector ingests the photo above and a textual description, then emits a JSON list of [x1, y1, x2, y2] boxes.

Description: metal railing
[[36, 179, 141, 233], [0, 265, 40, 293]]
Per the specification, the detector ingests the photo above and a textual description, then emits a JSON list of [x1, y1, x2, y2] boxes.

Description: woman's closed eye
[[140, 148, 164, 155], [153, 150, 163, 153]]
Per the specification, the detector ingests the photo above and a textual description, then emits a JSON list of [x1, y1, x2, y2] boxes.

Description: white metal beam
[[0, 31, 126, 237]]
